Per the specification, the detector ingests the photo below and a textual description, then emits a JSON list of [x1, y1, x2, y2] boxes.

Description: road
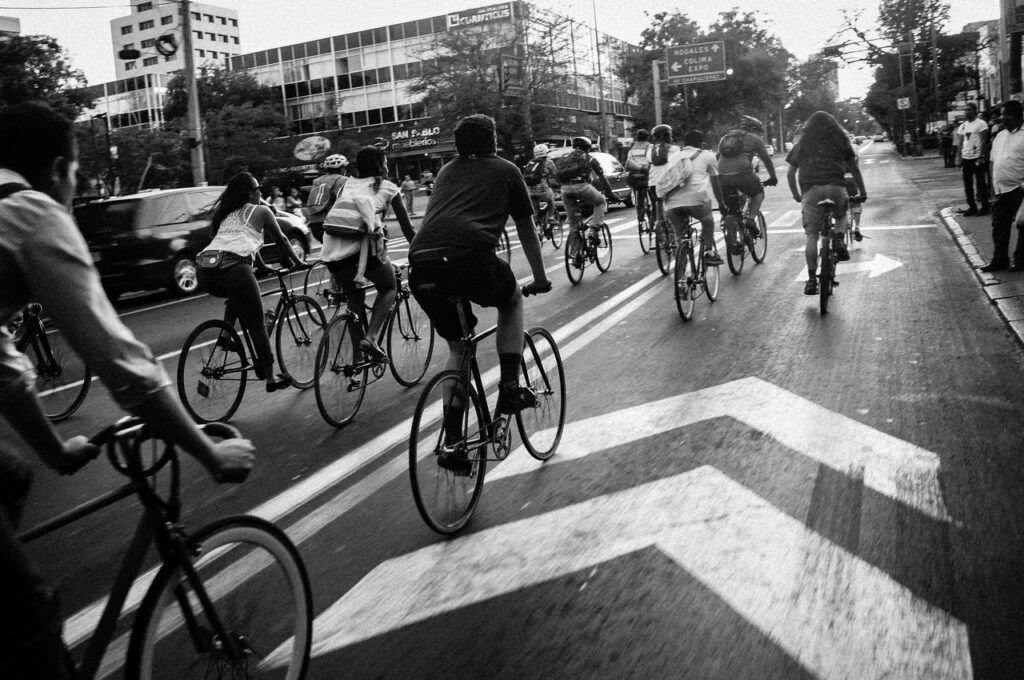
[[10, 142, 1024, 679]]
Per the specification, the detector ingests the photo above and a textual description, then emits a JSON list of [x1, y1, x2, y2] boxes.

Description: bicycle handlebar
[[522, 280, 553, 297]]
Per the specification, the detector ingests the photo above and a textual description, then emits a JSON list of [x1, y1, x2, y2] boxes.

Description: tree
[[109, 125, 192, 192], [0, 34, 94, 118]]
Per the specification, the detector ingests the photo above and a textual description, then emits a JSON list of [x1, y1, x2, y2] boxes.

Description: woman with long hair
[[197, 171, 307, 391], [785, 111, 868, 295], [320, 145, 416, 359]]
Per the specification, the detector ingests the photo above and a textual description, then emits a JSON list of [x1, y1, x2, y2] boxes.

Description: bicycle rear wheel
[[275, 295, 327, 390], [564, 229, 585, 284], [724, 215, 745, 275], [655, 220, 674, 276], [749, 211, 768, 263], [496, 227, 511, 264], [517, 327, 566, 461], [302, 261, 332, 306], [387, 292, 435, 387], [819, 243, 834, 316], [24, 329, 92, 422], [637, 198, 652, 253], [126, 515, 312, 680], [674, 243, 696, 321], [177, 320, 248, 424], [549, 216, 564, 249], [594, 223, 613, 272], [315, 315, 367, 427], [409, 370, 487, 534], [702, 250, 720, 301]]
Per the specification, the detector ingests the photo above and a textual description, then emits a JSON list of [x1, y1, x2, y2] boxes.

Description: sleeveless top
[[321, 177, 398, 262], [205, 204, 262, 257]]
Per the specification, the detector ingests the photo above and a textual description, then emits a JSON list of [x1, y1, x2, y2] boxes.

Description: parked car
[[873, 133, 885, 142], [74, 187, 313, 300], [546, 147, 633, 211]]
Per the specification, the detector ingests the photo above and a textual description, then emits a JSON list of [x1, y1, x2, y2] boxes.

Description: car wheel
[[288, 234, 308, 263], [171, 254, 199, 296]]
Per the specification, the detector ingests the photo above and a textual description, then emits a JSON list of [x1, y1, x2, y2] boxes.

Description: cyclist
[[661, 129, 723, 265], [716, 115, 778, 243], [646, 124, 681, 226], [522, 143, 559, 231], [302, 153, 349, 242], [785, 110, 867, 295], [625, 129, 652, 226], [0, 102, 254, 680], [408, 114, 551, 426], [557, 136, 616, 246], [320, 145, 416, 361]]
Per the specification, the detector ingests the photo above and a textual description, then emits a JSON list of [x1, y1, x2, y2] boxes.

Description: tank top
[[205, 204, 263, 257]]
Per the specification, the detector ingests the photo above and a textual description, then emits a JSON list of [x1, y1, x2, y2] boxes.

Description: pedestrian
[[940, 125, 955, 168], [285, 187, 303, 216], [400, 174, 418, 215], [269, 185, 286, 212], [954, 102, 991, 216], [977, 100, 1024, 272], [420, 169, 434, 196], [0, 102, 255, 680]]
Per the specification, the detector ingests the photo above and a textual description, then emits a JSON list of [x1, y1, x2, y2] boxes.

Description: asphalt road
[[10, 141, 1024, 679]]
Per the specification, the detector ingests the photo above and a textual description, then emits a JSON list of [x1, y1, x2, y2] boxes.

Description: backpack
[[522, 158, 545, 187], [654, 149, 702, 199], [625, 144, 650, 188], [718, 130, 746, 157], [649, 142, 671, 166], [553, 149, 591, 183], [302, 175, 345, 221], [322, 195, 369, 238]]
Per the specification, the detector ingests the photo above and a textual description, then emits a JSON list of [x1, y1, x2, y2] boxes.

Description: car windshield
[[74, 200, 138, 240]]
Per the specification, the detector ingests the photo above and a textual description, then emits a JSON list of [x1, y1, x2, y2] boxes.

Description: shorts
[[325, 252, 392, 293], [716, 173, 763, 209], [408, 250, 517, 341], [801, 184, 849, 236]]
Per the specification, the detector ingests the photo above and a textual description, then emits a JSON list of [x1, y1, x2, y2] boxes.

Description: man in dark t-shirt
[[409, 115, 551, 448]]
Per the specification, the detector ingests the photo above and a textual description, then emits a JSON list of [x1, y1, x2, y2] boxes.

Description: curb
[[938, 207, 1024, 348]]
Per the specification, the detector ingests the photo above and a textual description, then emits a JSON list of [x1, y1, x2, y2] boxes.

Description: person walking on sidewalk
[[954, 102, 991, 217], [400, 174, 417, 215], [978, 100, 1024, 273]]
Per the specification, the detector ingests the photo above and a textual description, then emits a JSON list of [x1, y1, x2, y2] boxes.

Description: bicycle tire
[[655, 220, 674, 276], [550, 217, 564, 249], [516, 327, 566, 461], [387, 293, 435, 387], [302, 261, 332, 305], [819, 241, 834, 316], [276, 295, 327, 390], [594, 223, 613, 272], [564, 229, 585, 284], [409, 370, 487, 534], [496, 227, 511, 264], [177, 320, 248, 424], [702, 248, 720, 301], [749, 211, 768, 263], [674, 243, 696, 321], [724, 215, 745, 275], [314, 315, 367, 427], [24, 328, 92, 422], [637, 198, 652, 254], [126, 515, 312, 680]]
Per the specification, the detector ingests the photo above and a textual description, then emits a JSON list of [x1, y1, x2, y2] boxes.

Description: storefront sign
[[389, 125, 445, 152], [446, 3, 512, 30]]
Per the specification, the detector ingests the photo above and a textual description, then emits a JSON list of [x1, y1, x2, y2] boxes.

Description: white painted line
[[769, 210, 802, 228], [771, 225, 936, 235], [792, 254, 904, 281], [291, 467, 969, 679]]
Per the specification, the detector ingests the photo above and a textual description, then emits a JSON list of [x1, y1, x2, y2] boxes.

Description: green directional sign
[[665, 41, 727, 84]]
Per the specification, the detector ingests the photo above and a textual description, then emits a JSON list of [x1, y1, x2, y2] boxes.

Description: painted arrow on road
[[794, 253, 903, 281]]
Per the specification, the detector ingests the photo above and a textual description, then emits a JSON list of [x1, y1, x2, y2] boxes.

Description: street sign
[[897, 97, 911, 110], [665, 41, 727, 84]]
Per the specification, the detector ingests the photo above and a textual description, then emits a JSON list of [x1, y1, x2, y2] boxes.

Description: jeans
[[961, 158, 990, 210], [561, 182, 607, 229], [989, 187, 1024, 265], [530, 188, 555, 225], [197, 262, 275, 377]]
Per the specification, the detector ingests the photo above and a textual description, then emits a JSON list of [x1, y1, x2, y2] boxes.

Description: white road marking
[[288, 467, 969, 679], [770, 210, 802, 228], [792, 253, 904, 281]]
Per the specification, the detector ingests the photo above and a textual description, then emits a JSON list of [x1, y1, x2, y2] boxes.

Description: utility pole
[[652, 60, 663, 125], [180, 0, 207, 185], [592, 0, 609, 152]]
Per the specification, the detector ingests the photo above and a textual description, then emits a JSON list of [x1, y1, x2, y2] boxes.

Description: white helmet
[[322, 154, 348, 169], [533, 143, 549, 157]]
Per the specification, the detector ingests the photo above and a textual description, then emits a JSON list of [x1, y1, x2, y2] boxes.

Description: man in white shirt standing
[[979, 100, 1024, 272], [955, 102, 991, 217]]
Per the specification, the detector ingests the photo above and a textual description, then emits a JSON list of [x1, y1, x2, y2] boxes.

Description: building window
[[141, 38, 155, 48], [208, 50, 217, 59], [219, 16, 226, 24], [143, 56, 158, 66], [230, 18, 237, 27], [232, 36, 239, 44], [194, 30, 202, 40], [121, 25, 133, 35], [204, 13, 213, 22], [136, 1, 152, 11], [123, 42, 135, 51], [125, 61, 136, 70], [206, 32, 215, 40], [160, 15, 173, 25], [164, 54, 175, 61], [191, 11, 200, 20], [197, 49, 205, 57], [220, 34, 228, 42], [139, 19, 154, 30]]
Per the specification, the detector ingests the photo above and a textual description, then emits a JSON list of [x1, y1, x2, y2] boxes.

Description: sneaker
[[853, 229, 863, 242], [804, 277, 818, 295], [744, 217, 760, 237], [703, 250, 723, 266], [979, 205, 991, 216], [957, 207, 979, 217], [359, 338, 388, 363], [265, 373, 293, 392], [216, 335, 240, 353], [587, 228, 601, 247], [496, 381, 537, 415], [833, 238, 850, 261], [437, 447, 473, 476]]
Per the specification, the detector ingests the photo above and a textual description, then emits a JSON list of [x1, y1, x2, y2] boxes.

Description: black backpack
[[553, 149, 591, 183], [522, 158, 545, 187], [719, 130, 746, 157]]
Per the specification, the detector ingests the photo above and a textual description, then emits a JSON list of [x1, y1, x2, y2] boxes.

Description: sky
[[2, 0, 993, 100]]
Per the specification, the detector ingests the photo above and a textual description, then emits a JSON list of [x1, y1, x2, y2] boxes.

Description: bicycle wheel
[[177, 320, 248, 424], [564, 229, 585, 284], [819, 242, 834, 316], [126, 515, 312, 680], [749, 211, 768, 263], [549, 216, 564, 249], [275, 295, 327, 390], [702, 249, 720, 301], [24, 329, 92, 422], [496, 227, 511, 264], [517, 327, 566, 461], [314, 315, 367, 427], [637, 196, 652, 254], [594, 223, 613, 272], [387, 293, 435, 387], [655, 220, 674, 276], [724, 215, 745, 275], [409, 370, 487, 534], [674, 243, 696, 321], [302, 261, 332, 305]]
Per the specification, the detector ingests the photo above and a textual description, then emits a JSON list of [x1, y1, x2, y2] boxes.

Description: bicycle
[[408, 289, 566, 534], [718, 179, 769, 275], [533, 196, 564, 249], [672, 218, 720, 321], [314, 264, 435, 427], [495, 226, 512, 264], [177, 265, 327, 423], [10, 302, 92, 421], [634, 186, 656, 253], [563, 213, 613, 284], [816, 198, 845, 316], [845, 191, 865, 248], [19, 417, 312, 680]]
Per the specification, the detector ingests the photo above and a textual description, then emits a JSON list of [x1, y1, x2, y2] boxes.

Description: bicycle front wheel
[[276, 295, 327, 390], [387, 293, 435, 387], [724, 215, 745, 275], [177, 320, 248, 424], [655, 220, 674, 276], [126, 515, 312, 680], [409, 370, 487, 534], [749, 211, 768, 263], [24, 329, 92, 422], [674, 245, 696, 321], [594, 223, 613, 272], [703, 250, 720, 301], [564, 229, 585, 284], [517, 327, 566, 461], [315, 315, 367, 427]]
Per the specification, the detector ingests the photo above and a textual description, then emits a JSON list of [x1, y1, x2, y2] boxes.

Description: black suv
[[74, 187, 312, 300]]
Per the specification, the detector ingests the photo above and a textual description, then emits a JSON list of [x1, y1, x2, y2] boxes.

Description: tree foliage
[[0, 35, 93, 118]]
